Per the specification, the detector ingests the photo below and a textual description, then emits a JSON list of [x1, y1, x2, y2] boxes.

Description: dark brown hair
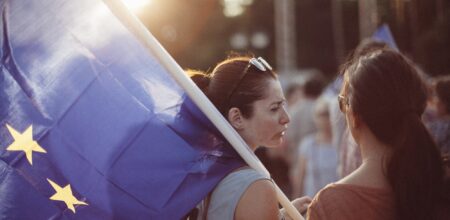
[[341, 49, 444, 220], [189, 56, 277, 119]]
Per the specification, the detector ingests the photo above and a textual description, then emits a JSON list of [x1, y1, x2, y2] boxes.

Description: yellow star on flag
[[5, 124, 46, 165], [47, 178, 88, 213]]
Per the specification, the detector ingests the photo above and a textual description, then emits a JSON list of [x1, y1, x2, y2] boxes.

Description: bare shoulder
[[311, 184, 351, 204], [308, 184, 368, 220], [235, 179, 279, 220]]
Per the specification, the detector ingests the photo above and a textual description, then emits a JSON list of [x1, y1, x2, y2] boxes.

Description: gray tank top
[[197, 168, 270, 220]]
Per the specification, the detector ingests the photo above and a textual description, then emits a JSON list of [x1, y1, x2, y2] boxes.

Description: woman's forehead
[[261, 79, 285, 102]]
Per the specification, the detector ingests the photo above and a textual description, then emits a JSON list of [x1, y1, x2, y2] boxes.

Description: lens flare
[[123, 0, 152, 12]]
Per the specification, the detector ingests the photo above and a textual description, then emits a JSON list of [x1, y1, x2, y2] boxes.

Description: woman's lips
[[275, 130, 286, 138]]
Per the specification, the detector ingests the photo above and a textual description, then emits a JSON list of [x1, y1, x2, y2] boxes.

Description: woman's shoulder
[[308, 183, 394, 220], [207, 168, 274, 219], [313, 183, 392, 201], [211, 168, 268, 199], [307, 184, 347, 219], [310, 183, 352, 204], [218, 168, 267, 185], [234, 172, 279, 220]]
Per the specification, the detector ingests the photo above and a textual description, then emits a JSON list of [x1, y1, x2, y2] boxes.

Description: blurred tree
[[295, 0, 337, 77], [137, 0, 274, 71], [137, 0, 221, 70], [134, 0, 448, 78], [341, 0, 360, 58], [415, 9, 450, 76], [381, 0, 449, 76]]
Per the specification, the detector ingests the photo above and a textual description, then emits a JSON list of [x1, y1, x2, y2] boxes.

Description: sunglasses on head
[[227, 57, 273, 102], [248, 57, 273, 72]]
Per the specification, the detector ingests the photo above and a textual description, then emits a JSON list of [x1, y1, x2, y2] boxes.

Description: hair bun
[[186, 69, 210, 94]]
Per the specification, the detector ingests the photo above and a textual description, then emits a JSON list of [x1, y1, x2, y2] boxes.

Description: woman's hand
[[280, 196, 312, 220], [292, 196, 312, 214]]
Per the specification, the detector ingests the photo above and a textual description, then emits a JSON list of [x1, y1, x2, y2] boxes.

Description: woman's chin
[[265, 139, 283, 148]]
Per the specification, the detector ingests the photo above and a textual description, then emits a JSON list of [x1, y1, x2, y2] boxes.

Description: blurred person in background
[[291, 98, 338, 198], [426, 76, 450, 180], [286, 75, 325, 196], [286, 83, 304, 113]]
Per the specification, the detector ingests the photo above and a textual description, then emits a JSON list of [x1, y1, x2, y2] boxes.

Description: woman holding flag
[[189, 56, 311, 220]]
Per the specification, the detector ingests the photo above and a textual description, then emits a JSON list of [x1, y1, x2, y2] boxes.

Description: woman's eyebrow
[[271, 100, 285, 106]]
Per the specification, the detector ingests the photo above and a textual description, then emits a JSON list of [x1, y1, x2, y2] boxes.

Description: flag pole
[[102, 1, 303, 219]]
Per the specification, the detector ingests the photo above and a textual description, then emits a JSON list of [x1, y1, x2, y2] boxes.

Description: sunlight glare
[[222, 0, 253, 17], [123, 0, 152, 12]]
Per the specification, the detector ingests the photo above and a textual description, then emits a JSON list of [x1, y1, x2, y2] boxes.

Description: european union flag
[[0, 0, 244, 219]]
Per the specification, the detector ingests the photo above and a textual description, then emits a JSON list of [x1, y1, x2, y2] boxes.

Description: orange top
[[307, 183, 395, 220]]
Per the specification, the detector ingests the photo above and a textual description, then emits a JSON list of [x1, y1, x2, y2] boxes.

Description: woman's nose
[[280, 107, 290, 125]]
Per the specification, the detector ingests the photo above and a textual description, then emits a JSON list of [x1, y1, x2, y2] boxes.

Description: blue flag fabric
[[0, 0, 244, 219], [372, 24, 399, 50]]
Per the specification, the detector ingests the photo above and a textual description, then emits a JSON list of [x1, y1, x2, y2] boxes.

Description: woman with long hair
[[307, 49, 448, 220]]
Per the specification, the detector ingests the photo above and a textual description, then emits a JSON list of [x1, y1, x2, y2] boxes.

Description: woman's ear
[[228, 107, 244, 130]]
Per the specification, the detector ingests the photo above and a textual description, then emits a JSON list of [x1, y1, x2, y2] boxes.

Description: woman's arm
[[234, 179, 279, 220], [280, 196, 312, 219], [234, 179, 312, 220]]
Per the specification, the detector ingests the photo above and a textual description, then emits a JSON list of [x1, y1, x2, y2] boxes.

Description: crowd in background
[[183, 41, 450, 219], [256, 39, 450, 201]]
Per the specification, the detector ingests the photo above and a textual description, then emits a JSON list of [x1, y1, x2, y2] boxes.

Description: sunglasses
[[248, 57, 273, 72], [227, 57, 273, 101], [338, 95, 349, 112]]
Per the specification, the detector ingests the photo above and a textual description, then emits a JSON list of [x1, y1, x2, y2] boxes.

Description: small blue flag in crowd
[[326, 23, 399, 95], [0, 0, 243, 219], [372, 23, 399, 51]]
